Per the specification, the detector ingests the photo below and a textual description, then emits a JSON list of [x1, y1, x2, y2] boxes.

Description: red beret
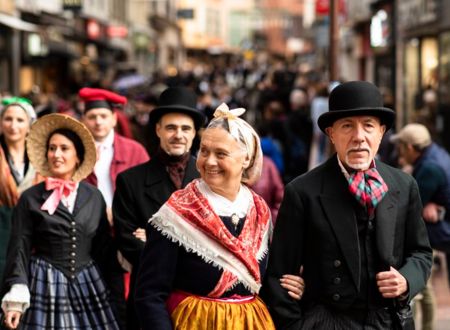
[[79, 88, 127, 112]]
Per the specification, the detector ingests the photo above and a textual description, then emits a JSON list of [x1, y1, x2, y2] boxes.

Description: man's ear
[[112, 112, 118, 128], [325, 127, 333, 143], [155, 122, 162, 138]]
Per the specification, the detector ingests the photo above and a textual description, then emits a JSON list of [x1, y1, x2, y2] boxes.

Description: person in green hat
[[0, 97, 40, 285]]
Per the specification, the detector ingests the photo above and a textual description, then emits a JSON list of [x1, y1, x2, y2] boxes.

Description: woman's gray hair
[[0, 98, 37, 126], [206, 103, 262, 185]]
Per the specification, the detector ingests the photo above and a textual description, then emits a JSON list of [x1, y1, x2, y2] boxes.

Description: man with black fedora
[[112, 86, 206, 329], [261, 81, 432, 329]]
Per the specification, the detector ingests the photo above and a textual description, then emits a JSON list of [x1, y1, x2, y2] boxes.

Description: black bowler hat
[[149, 87, 206, 129], [318, 81, 395, 133]]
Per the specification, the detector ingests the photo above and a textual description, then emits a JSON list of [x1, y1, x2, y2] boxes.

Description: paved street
[[432, 252, 450, 330], [415, 251, 450, 330]]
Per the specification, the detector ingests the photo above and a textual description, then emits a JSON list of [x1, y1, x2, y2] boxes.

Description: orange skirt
[[171, 294, 275, 330]]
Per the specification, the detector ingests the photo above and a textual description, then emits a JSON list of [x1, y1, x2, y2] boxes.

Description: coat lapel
[[319, 157, 361, 290], [183, 156, 200, 187], [374, 161, 399, 268], [144, 158, 176, 206]]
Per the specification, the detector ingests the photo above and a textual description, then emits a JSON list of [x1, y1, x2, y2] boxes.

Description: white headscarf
[[207, 103, 263, 185]]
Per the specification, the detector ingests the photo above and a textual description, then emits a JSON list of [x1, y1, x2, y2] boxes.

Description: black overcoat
[[112, 155, 199, 315]]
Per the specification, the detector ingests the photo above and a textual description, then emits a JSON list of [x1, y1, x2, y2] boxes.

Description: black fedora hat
[[149, 87, 206, 129], [318, 81, 395, 133]]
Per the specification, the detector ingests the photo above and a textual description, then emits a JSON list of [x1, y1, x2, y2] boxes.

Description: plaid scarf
[[347, 167, 388, 217]]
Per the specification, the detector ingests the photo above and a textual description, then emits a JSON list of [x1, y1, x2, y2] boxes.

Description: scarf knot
[[41, 177, 77, 215], [347, 167, 388, 216]]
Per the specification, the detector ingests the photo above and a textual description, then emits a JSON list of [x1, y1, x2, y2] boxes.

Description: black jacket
[[260, 155, 433, 329], [113, 156, 200, 268]]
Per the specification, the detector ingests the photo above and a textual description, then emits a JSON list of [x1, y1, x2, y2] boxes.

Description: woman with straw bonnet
[[134, 103, 304, 329], [1, 114, 119, 329], [0, 97, 40, 285]]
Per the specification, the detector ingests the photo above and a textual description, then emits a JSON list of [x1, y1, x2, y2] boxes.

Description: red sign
[[107, 25, 128, 38], [316, 0, 346, 15], [87, 20, 101, 40]]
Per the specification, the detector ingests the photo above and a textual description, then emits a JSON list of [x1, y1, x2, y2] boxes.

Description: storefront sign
[[315, 0, 346, 15], [63, 0, 82, 11], [398, 0, 437, 29], [107, 25, 128, 38], [87, 19, 101, 40]]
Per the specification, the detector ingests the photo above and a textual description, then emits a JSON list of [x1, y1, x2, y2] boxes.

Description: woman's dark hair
[[46, 128, 85, 164]]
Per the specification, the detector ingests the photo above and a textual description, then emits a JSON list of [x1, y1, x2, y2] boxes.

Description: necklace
[[231, 213, 240, 230]]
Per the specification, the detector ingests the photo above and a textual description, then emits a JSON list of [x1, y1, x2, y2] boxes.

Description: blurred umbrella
[[113, 74, 149, 91]]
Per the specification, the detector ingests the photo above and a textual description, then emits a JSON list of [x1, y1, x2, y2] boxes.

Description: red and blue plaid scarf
[[347, 166, 388, 217]]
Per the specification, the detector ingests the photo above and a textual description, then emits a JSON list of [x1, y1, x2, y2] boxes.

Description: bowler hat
[[149, 87, 206, 129], [318, 81, 395, 133]]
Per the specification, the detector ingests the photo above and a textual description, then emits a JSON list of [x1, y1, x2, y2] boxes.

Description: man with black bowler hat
[[112, 86, 206, 329], [261, 81, 432, 329]]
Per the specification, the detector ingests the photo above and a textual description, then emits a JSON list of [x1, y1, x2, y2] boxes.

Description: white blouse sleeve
[[1, 284, 30, 314]]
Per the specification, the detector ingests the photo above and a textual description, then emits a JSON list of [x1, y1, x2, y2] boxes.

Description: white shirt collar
[[197, 179, 252, 218], [337, 155, 351, 180], [95, 130, 115, 149]]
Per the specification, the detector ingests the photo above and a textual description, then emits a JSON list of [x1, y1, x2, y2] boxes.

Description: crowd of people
[[0, 66, 448, 330]]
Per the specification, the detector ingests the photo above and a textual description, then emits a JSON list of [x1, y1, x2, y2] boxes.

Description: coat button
[[71, 275, 76, 280], [71, 252, 76, 257], [333, 260, 341, 267], [333, 277, 341, 284], [72, 244, 76, 249], [332, 293, 340, 301], [70, 260, 75, 264], [71, 267, 75, 272], [71, 236, 76, 241], [71, 221, 76, 226]]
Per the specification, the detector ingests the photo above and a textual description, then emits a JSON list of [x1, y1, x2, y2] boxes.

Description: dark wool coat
[[260, 155, 433, 330]]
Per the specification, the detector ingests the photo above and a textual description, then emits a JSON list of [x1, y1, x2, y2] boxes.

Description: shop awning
[[0, 13, 39, 32]]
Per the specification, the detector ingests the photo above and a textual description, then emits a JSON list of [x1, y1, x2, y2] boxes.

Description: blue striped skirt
[[19, 257, 119, 329]]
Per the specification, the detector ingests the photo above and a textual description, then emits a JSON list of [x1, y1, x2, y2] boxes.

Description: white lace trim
[[150, 203, 270, 294]]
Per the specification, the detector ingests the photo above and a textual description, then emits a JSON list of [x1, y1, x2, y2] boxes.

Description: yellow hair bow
[[213, 103, 246, 120]]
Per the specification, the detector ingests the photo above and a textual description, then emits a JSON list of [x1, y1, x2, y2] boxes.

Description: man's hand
[[423, 202, 444, 223], [280, 266, 305, 300], [4, 311, 22, 329], [376, 266, 408, 298]]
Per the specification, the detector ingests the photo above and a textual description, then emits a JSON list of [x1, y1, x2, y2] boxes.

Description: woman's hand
[[4, 311, 22, 329], [280, 270, 305, 300]]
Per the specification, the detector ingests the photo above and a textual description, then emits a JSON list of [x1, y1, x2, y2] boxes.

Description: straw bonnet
[[26, 114, 97, 181], [318, 81, 395, 133]]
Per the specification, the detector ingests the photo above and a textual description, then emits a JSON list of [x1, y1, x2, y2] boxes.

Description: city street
[[433, 252, 450, 330], [415, 252, 450, 330]]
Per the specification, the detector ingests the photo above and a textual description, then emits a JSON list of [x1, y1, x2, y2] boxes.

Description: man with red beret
[[79, 87, 150, 328]]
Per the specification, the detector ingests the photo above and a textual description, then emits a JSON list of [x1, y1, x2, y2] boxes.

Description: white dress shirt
[[94, 130, 114, 207]]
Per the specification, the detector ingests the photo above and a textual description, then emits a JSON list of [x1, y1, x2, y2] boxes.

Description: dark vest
[[352, 201, 388, 310]]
